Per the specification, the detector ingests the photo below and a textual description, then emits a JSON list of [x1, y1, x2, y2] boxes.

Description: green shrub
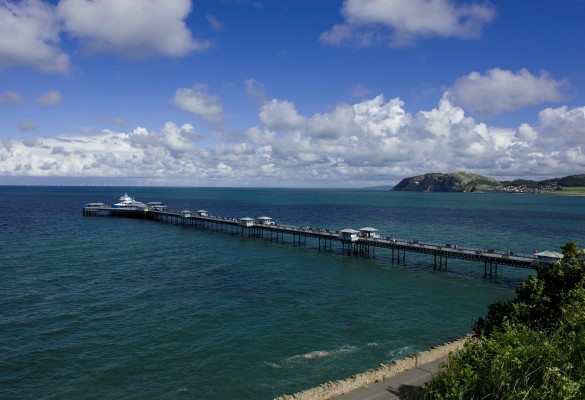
[[417, 242, 585, 399]]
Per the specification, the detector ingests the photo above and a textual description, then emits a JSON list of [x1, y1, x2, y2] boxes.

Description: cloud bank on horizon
[[0, 0, 583, 187]]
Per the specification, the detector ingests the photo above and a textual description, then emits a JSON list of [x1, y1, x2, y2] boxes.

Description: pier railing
[[83, 203, 541, 275]]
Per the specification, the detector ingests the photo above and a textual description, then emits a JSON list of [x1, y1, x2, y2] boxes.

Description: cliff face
[[392, 172, 499, 192]]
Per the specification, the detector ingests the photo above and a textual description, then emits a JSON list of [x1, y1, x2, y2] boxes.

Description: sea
[[1, 186, 584, 400]]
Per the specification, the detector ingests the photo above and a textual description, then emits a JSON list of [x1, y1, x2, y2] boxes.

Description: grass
[[554, 187, 585, 195]]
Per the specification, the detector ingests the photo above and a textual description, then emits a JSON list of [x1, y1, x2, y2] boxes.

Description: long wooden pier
[[83, 200, 543, 276]]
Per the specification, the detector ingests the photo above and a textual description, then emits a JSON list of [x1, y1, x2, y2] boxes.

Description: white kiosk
[[258, 216, 275, 226], [239, 217, 255, 227], [339, 228, 360, 242]]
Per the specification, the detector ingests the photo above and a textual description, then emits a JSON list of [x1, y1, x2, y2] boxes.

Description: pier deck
[[83, 202, 540, 274]]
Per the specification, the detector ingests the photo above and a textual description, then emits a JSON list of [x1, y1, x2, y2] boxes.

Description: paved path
[[333, 355, 448, 400]]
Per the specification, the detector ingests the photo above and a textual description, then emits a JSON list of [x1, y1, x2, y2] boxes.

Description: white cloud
[[451, 68, 570, 116], [537, 106, 585, 149], [0, 0, 209, 74], [172, 84, 224, 130], [0, 90, 23, 106], [259, 99, 306, 132], [307, 103, 356, 140], [36, 90, 62, 106], [321, 0, 495, 47], [57, 0, 209, 59], [0, 0, 69, 73], [159, 122, 200, 153], [515, 123, 537, 144], [0, 94, 583, 186]]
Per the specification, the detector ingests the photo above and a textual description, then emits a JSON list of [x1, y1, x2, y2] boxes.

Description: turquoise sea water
[[1, 187, 584, 399]]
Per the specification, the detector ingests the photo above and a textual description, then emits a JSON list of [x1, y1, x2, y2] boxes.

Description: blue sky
[[0, 0, 584, 187]]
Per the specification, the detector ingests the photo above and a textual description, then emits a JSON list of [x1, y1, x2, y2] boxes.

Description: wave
[[386, 345, 415, 360], [264, 361, 282, 369], [286, 344, 358, 362], [266, 344, 359, 369]]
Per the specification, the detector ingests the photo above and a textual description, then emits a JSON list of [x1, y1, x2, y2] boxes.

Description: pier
[[83, 197, 546, 276]]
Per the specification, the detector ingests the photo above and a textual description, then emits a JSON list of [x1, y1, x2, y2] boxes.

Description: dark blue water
[[1, 187, 583, 399]]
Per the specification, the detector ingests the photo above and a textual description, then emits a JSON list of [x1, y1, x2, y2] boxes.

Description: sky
[[0, 0, 584, 188]]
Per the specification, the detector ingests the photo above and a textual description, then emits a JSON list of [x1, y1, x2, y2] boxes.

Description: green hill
[[392, 172, 585, 193], [391, 172, 499, 192]]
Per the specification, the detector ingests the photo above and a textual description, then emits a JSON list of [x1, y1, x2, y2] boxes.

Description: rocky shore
[[274, 337, 469, 400]]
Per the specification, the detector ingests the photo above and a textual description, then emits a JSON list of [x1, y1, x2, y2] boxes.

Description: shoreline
[[274, 336, 469, 400]]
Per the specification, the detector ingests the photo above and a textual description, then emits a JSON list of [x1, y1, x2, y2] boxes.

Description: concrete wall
[[274, 336, 469, 400]]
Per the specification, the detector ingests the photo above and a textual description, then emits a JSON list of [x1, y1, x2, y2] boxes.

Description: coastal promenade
[[83, 200, 542, 275], [275, 337, 468, 400], [334, 356, 447, 400]]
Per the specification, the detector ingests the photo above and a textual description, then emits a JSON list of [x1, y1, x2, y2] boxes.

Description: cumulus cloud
[[159, 122, 202, 154], [1, 94, 583, 186], [451, 68, 570, 116], [0, 0, 69, 73], [36, 90, 62, 106], [57, 0, 208, 59], [259, 99, 306, 132], [0, 0, 208, 73], [172, 84, 224, 130], [0, 90, 23, 106], [321, 0, 496, 47], [537, 106, 585, 149]]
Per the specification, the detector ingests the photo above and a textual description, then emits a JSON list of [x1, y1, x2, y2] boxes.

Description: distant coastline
[[391, 172, 585, 195]]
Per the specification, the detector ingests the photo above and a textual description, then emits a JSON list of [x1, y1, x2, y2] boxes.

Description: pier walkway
[[83, 201, 541, 275]]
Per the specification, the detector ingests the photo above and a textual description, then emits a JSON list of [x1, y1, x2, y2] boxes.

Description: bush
[[417, 242, 585, 399]]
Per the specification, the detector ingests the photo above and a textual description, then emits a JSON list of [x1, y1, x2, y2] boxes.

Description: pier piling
[[83, 201, 539, 277]]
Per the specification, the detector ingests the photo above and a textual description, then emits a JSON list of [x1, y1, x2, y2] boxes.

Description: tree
[[473, 242, 585, 336], [418, 242, 585, 399]]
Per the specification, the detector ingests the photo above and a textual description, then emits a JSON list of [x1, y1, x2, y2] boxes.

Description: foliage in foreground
[[416, 242, 585, 400]]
